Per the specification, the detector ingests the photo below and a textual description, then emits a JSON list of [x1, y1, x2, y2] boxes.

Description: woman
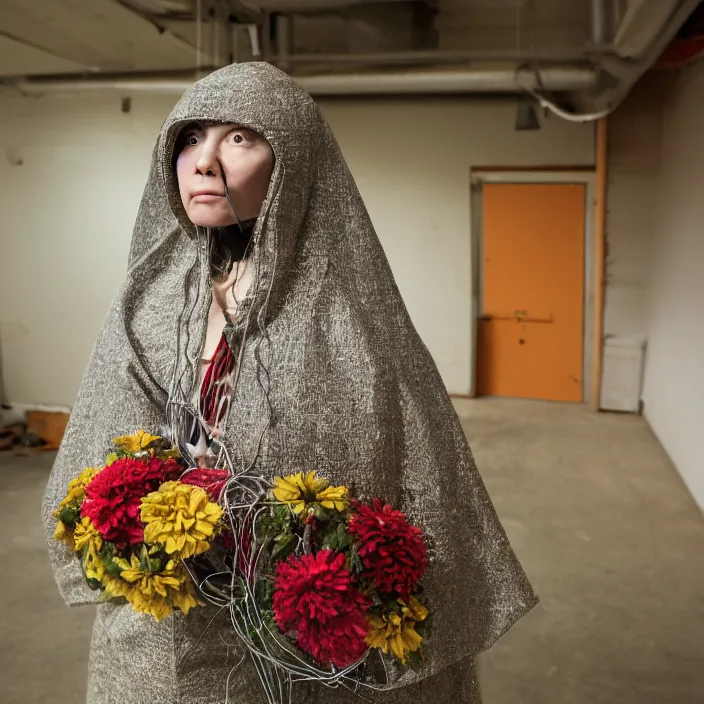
[[42, 63, 537, 703]]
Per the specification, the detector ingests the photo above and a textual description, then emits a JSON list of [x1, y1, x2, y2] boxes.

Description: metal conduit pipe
[[296, 67, 597, 94], [591, 0, 612, 46], [271, 47, 615, 66], [530, 0, 700, 119], [275, 14, 292, 73], [12, 66, 598, 96]]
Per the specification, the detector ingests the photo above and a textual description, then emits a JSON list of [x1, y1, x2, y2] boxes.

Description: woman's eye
[[231, 132, 245, 144], [185, 134, 198, 146]]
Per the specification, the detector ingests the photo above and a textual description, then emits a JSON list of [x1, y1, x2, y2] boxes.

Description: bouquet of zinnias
[[227, 470, 431, 681], [52, 430, 225, 621]]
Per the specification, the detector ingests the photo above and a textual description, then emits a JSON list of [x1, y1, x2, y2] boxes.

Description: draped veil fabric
[[41, 63, 537, 703]]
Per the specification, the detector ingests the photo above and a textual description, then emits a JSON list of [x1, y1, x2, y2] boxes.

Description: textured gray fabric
[[41, 62, 537, 703], [88, 602, 482, 703]]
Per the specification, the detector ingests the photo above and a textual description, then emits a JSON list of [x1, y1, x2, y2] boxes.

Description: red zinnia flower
[[180, 468, 229, 501], [81, 457, 181, 546], [348, 499, 428, 599], [273, 550, 370, 668]]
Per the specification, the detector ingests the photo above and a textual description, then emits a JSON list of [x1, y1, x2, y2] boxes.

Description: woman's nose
[[195, 147, 220, 177]]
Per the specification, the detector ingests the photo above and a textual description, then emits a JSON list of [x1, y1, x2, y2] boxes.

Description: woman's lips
[[191, 193, 224, 203]]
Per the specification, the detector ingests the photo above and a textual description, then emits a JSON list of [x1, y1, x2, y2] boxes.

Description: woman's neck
[[222, 220, 256, 262], [209, 220, 256, 277]]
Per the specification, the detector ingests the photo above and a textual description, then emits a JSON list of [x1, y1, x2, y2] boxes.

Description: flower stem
[[303, 522, 312, 555]]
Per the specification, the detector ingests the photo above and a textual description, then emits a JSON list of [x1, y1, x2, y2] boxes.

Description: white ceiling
[[0, 34, 86, 76], [1, 0, 696, 121], [0, 0, 605, 78], [438, 0, 591, 51], [0, 0, 198, 74]]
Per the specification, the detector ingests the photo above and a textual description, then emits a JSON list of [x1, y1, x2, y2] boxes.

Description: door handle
[[480, 313, 554, 324], [514, 316, 553, 324]]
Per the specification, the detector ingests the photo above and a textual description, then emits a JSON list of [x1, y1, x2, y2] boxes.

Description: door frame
[[469, 170, 596, 405]]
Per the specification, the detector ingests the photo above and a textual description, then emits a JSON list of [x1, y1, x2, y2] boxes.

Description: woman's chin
[[187, 212, 237, 228]]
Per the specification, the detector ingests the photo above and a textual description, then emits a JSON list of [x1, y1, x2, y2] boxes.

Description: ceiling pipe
[[590, 0, 612, 46], [527, 0, 702, 120], [295, 67, 597, 95], [12, 79, 194, 94], [613, 0, 683, 58], [11, 66, 598, 97], [272, 47, 615, 67], [276, 14, 292, 73]]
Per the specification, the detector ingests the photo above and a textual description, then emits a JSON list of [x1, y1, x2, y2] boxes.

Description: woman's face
[[176, 122, 274, 228]]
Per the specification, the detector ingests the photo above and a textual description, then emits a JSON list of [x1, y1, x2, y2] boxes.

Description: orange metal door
[[477, 183, 586, 402]]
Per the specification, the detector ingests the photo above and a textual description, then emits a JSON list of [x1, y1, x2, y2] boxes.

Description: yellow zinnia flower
[[113, 430, 161, 455], [365, 597, 430, 664], [54, 466, 99, 512], [52, 467, 100, 547], [170, 580, 202, 616], [73, 516, 103, 553], [140, 481, 223, 558], [101, 573, 130, 600], [52, 520, 74, 548], [111, 554, 201, 621], [273, 471, 348, 515], [82, 536, 106, 584]]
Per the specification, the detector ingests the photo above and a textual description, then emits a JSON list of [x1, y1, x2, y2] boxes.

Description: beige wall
[[0, 92, 163, 409], [0, 90, 594, 407], [605, 65, 704, 508], [604, 76, 666, 341], [641, 63, 704, 510]]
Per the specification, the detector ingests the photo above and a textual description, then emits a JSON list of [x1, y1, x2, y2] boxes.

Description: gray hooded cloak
[[41, 62, 537, 704]]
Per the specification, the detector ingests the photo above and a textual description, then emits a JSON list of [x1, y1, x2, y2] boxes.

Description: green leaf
[[271, 533, 295, 560], [103, 559, 123, 578], [248, 628, 264, 648], [235, 576, 247, 599], [312, 504, 331, 522], [99, 542, 116, 559], [385, 597, 405, 614], [256, 579, 275, 610], [58, 506, 80, 527], [136, 544, 162, 572], [98, 543, 123, 577], [322, 534, 338, 550], [335, 523, 349, 548], [257, 505, 292, 543], [274, 503, 291, 523], [254, 518, 270, 542], [405, 649, 425, 671], [415, 614, 432, 639], [348, 544, 364, 575], [80, 550, 92, 574], [86, 577, 103, 591]]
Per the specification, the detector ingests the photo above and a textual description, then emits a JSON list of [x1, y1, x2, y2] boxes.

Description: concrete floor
[[1, 398, 704, 703]]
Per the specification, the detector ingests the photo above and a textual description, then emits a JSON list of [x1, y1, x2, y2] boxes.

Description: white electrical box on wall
[[599, 336, 647, 413]]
